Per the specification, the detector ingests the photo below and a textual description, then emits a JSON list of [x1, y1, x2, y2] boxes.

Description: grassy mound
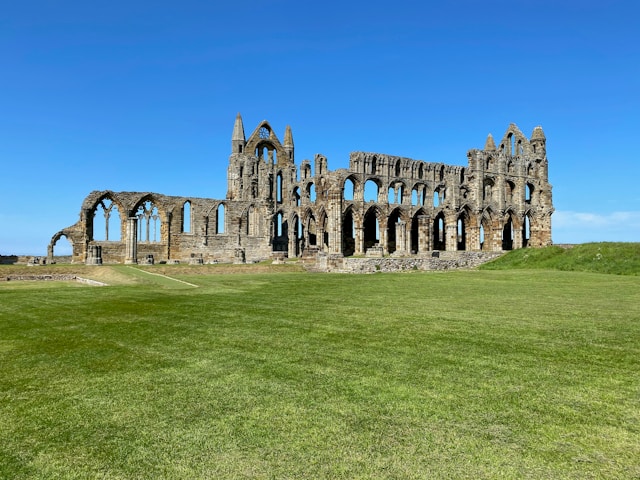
[[480, 242, 640, 275]]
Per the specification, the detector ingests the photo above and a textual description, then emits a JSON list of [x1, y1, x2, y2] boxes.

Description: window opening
[[216, 204, 225, 234], [364, 180, 378, 202], [344, 178, 355, 201], [93, 198, 121, 241], [136, 200, 160, 243], [182, 201, 191, 233]]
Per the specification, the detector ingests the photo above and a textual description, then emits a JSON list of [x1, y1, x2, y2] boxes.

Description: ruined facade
[[49, 115, 553, 264]]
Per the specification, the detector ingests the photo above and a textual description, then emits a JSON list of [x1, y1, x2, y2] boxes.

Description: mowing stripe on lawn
[[125, 266, 199, 287]]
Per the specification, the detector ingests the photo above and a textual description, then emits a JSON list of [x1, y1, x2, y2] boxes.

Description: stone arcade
[[49, 115, 553, 265]]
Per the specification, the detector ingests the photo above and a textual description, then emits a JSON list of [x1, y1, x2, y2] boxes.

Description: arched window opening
[[182, 201, 191, 233], [342, 210, 355, 256], [433, 190, 440, 207], [505, 182, 515, 204], [526, 183, 534, 203], [363, 209, 379, 252], [387, 209, 402, 254], [364, 180, 378, 202], [371, 156, 377, 174], [459, 168, 465, 184], [439, 166, 445, 181], [517, 140, 523, 155], [412, 188, 419, 206], [418, 164, 424, 179], [276, 212, 283, 237], [523, 215, 531, 247], [344, 178, 355, 201], [52, 235, 73, 258], [92, 198, 121, 241], [483, 180, 493, 202], [457, 217, 466, 251], [480, 224, 486, 250], [136, 200, 160, 243], [273, 149, 277, 165], [509, 133, 515, 155], [395, 160, 401, 177], [388, 186, 395, 204], [433, 213, 445, 250], [502, 217, 514, 250], [293, 187, 301, 207], [276, 173, 283, 203], [308, 183, 316, 202], [216, 204, 225, 234], [307, 215, 317, 246], [410, 214, 421, 254]]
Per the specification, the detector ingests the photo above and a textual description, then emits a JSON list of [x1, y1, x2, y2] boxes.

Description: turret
[[231, 113, 246, 154], [530, 126, 546, 157], [283, 125, 294, 162], [484, 133, 497, 152]]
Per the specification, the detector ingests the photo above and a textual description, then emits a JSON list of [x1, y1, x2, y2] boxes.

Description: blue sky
[[1, 0, 639, 255]]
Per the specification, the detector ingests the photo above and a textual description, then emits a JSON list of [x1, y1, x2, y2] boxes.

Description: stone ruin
[[49, 115, 553, 265]]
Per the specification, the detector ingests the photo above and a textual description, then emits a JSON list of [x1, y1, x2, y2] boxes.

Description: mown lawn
[[1, 267, 639, 479]]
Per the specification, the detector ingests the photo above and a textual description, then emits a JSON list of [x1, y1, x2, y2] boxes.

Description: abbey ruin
[[49, 115, 553, 265]]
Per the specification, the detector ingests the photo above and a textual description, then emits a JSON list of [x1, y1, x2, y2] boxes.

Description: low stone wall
[[313, 251, 504, 273], [1, 274, 107, 286]]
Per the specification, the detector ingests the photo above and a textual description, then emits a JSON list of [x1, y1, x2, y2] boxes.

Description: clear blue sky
[[1, 0, 639, 255]]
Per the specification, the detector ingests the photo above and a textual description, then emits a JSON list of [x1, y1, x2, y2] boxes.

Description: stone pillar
[[86, 245, 103, 265], [327, 188, 343, 254], [355, 225, 364, 255], [394, 221, 407, 255], [288, 231, 297, 258], [125, 217, 138, 264], [445, 219, 458, 251], [513, 220, 524, 249], [418, 216, 431, 252]]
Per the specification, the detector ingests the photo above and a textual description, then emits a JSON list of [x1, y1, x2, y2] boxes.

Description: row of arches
[[89, 195, 227, 243], [358, 155, 452, 181], [266, 204, 537, 258]]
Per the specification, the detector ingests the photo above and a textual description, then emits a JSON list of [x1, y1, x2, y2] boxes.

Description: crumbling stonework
[[50, 115, 553, 264]]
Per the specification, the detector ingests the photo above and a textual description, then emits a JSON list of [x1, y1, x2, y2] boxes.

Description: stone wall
[[314, 251, 503, 273], [49, 116, 553, 265]]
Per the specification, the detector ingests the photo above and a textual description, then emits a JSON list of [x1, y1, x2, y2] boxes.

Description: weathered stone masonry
[[50, 115, 553, 264]]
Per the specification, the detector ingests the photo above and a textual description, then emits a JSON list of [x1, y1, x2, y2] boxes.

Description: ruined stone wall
[[50, 117, 553, 265]]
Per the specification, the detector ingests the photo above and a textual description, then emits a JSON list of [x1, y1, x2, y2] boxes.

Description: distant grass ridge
[[480, 242, 640, 275]]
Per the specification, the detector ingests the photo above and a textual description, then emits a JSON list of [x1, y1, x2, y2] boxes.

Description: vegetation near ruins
[[1, 243, 639, 478]]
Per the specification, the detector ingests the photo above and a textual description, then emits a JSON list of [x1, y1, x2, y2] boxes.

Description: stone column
[[394, 221, 407, 255], [355, 225, 364, 255], [327, 188, 343, 254], [288, 231, 297, 258], [125, 217, 138, 264], [418, 216, 431, 252], [445, 218, 458, 251]]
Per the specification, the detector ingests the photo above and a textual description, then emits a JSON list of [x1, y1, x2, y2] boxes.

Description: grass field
[[1, 258, 639, 478]]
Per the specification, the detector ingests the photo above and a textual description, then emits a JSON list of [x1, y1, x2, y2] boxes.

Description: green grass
[[1, 267, 639, 478], [481, 242, 640, 275]]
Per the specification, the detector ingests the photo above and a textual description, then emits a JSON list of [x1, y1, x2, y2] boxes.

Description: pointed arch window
[[344, 178, 355, 201], [93, 198, 121, 241], [364, 180, 378, 202], [182, 201, 191, 233], [136, 200, 160, 243], [216, 204, 225, 234], [276, 173, 283, 203]]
